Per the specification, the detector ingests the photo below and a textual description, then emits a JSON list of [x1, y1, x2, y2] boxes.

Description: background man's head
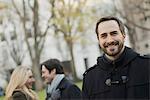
[[40, 59, 64, 84]]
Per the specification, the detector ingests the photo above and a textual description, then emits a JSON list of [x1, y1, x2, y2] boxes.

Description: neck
[[105, 46, 125, 61]]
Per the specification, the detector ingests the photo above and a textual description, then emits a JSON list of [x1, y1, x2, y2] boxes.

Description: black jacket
[[82, 47, 150, 100], [46, 78, 81, 100]]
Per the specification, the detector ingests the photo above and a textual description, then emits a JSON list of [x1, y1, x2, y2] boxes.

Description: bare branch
[[113, 2, 150, 31], [38, 25, 50, 55], [22, 0, 33, 59], [12, 0, 23, 19], [28, 0, 34, 11], [126, 18, 150, 31]]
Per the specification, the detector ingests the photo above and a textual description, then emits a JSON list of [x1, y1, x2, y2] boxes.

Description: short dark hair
[[95, 16, 125, 38], [40, 59, 64, 74]]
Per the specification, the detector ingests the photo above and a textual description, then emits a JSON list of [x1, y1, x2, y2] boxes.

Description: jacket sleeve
[[82, 76, 90, 99], [12, 91, 27, 100]]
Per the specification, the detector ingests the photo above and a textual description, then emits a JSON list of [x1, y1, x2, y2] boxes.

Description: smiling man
[[97, 19, 125, 60], [82, 16, 150, 99]]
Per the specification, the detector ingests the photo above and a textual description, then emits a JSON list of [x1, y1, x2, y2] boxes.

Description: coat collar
[[56, 78, 71, 91], [97, 46, 138, 71]]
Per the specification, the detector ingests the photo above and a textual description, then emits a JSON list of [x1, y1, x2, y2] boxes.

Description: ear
[[122, 33, 126, 39], [51, 68, 56, 74]]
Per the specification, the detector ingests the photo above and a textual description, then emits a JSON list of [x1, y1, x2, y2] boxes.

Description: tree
[[0, 1, 24, 67], [10, 0, 52, 90], [6, 20, 25, 66], [48, 0, 92, 81], [113, 0, 150, 53]]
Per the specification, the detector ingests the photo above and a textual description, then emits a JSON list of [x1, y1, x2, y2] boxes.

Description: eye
[[111, 31, 118, 36], [42, 71, 44, 74], [100, 33, 107, 38], [29, 75, 33, 78]]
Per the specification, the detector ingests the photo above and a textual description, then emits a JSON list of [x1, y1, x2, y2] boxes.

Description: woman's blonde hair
[[5, 66, 38, 100]]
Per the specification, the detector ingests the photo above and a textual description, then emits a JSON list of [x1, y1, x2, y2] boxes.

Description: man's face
[[25, 70, 35, 89], [41, 65, 56, 84], [97, 20, 125, 57]]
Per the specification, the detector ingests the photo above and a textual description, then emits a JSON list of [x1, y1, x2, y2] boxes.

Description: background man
[[40, 59, 81, 100]]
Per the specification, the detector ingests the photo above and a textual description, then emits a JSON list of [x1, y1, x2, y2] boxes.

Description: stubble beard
[[101, 41, 124, 56]]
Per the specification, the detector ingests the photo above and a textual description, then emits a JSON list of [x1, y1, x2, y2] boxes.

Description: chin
[[108, 51, 118, 55], [44, 81, 49, 84], [107, 51, 120, 56], [27, 85, 32, 89]]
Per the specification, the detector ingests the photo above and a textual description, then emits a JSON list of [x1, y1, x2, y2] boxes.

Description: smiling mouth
[[105, 44, 117, 48], [104, 41, 119, 48]]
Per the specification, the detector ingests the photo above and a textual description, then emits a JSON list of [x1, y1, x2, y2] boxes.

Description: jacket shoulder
[[57, 78, 81, 99], [67, 84, 82, 98], [138, 54, 150, 59], [12, 90, 27, 100], [83, 64, 97, 77]]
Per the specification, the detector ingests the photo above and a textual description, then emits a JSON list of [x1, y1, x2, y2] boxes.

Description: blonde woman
[[5, 66, 38, 100]]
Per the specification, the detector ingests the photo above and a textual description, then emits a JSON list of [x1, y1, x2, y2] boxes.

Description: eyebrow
[[100, 32, 107, 35], [110, 31, 117, 33]]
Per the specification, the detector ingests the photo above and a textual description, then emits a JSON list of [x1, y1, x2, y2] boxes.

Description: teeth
[[107, 45, 115, 47]]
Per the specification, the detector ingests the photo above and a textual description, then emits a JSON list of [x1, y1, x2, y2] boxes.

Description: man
[[40, 59, 81, 100], [82, 16, 150, 99]]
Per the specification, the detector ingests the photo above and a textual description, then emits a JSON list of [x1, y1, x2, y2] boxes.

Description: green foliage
[[75, 81, 83, 90], [52, 0, 89, 38], [38, 89, 46, 100], [0, 96, 4, 100]]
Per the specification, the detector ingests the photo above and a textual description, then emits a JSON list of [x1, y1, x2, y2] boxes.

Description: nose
[[32, 78, 35, 82], [42, 74, 44, 78], [106, 35, 114, 43]]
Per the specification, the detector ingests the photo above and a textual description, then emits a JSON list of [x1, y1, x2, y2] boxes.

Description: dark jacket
[[46, 78, 81, 100], [82, 47, 150, 100], [12, 90, 32, 100]]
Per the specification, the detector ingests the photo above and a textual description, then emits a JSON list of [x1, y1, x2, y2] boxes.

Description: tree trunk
[[32, 59, 43, 91], [67, 42, 80, 82]]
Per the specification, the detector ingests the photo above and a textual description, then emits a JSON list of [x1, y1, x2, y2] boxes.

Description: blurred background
[[0, 0, 149, 98]]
